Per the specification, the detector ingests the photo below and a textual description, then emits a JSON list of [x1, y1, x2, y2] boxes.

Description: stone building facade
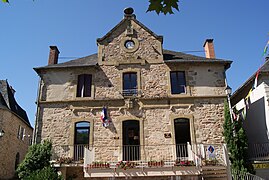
[[34, 8, 231, 179], [0, 80, 33, 179]]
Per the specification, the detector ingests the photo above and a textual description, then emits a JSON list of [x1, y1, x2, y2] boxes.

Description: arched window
[[74, 121, 90, 145], [15, 152, 20, 170]]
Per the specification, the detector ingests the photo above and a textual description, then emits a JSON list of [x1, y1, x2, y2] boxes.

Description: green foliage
[[24, 166, 62, 180], [16, 140, 52, 179], [223, 101, 254, 173], [147, 0, 179, 14]]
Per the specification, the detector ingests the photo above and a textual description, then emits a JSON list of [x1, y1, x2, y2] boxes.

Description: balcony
[[122, 89, 142, 97], [51, 143, 227, 178]]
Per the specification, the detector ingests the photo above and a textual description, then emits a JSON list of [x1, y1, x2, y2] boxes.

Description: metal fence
[[248, 143, 269, 161], [232, 170, 265, 180]]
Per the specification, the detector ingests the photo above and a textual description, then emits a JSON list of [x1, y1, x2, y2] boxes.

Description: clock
[[125, 40, 135, 49]]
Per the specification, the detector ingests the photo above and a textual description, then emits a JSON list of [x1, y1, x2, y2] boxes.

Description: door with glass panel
[[74, 121, 90, 161]]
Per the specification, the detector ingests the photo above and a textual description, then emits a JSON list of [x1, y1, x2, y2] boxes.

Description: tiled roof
[[0, 80, 32, 127], [34, 49, 231, 71], [34, 53, 98, 71]]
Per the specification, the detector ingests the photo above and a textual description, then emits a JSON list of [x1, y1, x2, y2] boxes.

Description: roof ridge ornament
[[124, 7, 136, 19]]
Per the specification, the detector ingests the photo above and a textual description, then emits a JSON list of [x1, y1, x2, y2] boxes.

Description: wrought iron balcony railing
[[248, 143, 269, 161], [51, 143, 226, 168]]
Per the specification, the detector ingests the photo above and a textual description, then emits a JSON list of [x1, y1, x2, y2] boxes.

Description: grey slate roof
[[0, 80, 32, 127], [34, 49, 231, 72]]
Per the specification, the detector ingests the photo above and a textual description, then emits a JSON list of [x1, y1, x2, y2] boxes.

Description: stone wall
[[40, 63, 226, 102], [39, 97, 225, 162], [0, 109, 33, 179]]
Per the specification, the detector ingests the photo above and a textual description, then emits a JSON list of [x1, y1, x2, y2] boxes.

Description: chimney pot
[[48, 46, 60, 65], [203, 39, 216, 59]]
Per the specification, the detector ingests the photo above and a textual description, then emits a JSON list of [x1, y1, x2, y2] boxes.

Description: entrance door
[[174, 118, 191, 159], [123, 120, 140, 161]]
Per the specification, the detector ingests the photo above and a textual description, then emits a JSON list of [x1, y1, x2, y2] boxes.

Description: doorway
[[122, 120, 140, 161], [174, 118, 191, 158]]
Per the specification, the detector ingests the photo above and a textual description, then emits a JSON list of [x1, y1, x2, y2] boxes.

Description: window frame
[[170, 71, 187, 94], [76, 74, 92, 98], [123, 72, 138, 96], [74, 121, 91, 145]]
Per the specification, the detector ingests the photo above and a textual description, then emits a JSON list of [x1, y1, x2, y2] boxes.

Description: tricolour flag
[[101, 107, 109, 128]]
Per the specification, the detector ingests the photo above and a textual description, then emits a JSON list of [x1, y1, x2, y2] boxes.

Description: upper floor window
[[123, 72, 137, 96], [76, 74, 92, 97], [17, 125, 25, 140], [170, 71, 186, 94]]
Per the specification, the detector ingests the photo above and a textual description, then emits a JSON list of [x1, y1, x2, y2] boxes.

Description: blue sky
[[1, 0, 268, 126]]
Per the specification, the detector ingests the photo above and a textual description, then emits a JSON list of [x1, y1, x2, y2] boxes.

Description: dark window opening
[[15, 153, 20, 170], [123, 72, 137, 96], [123, 120, 140, 161], [77, 74, 92, 97], [170, 71, 186, 94], [174, 118, 191, 158]]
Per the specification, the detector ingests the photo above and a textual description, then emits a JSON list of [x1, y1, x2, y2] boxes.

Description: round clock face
[[125, 40, 135, 49]]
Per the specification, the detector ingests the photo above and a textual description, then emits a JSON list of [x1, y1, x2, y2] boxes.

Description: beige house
[[0, 80, 33, 179], [34, 8, 232, 180]]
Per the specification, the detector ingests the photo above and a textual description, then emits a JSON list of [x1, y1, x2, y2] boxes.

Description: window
[[74, 121, 90, 161], [74, 122, 90, 145], [76, 74, 92, 97], [123, 72, 137, 96], [170, 71, 186, 94], [15, 153, 20, 170], [17, 126, 25, 140]]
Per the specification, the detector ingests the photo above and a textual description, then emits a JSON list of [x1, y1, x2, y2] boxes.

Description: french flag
[[101, 107, 109, 127]]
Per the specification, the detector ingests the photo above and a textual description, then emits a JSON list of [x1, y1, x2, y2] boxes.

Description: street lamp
[[225, 85, 234, 124], [0, 129, 5, 138]]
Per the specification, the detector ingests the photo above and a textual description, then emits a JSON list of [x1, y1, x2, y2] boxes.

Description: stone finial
[[124, 7, 136, 19], [124, 7, 134, 15]]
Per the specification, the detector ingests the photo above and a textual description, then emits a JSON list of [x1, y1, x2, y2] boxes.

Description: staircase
[[201, 166, 228, 180]]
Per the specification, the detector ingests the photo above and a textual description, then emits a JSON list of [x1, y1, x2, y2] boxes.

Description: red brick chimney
[[203, 39, 215, 59], [48, 46, 60, 65]]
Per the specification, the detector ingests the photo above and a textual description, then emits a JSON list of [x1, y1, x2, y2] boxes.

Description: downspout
[[33, 77, 42, 144]]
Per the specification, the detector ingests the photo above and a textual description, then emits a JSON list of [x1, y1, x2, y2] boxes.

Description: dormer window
[[76, 74, 92, 97]]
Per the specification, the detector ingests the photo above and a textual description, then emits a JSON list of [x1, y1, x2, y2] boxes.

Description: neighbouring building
[[0, 80, 33, 179], [34, 8, 232, 179], [231, 57, 269, 179]]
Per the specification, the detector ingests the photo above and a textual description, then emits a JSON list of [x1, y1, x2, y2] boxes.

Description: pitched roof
[[0, 80, 32, 128], [97, 15, 163, 44], [34, 49, 232, 72], [163, 49, 231, 69], [34, 53, 98, 72], [231, 58, 269, 105]]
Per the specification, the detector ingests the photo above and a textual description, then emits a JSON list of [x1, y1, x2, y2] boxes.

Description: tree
[[1, 0, 180, 15], [223, 101, 254, 173], [16, 140, 62, 179]]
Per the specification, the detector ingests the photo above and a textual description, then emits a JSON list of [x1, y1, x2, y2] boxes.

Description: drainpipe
[[33, 77, 42, 144]]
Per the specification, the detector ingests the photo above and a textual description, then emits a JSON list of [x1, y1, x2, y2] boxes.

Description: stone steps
[[201, 166, 228, 180]]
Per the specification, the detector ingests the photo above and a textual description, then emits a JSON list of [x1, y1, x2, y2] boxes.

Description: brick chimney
[[48, 46, 60, 65], [203, 39, 215, 59]]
